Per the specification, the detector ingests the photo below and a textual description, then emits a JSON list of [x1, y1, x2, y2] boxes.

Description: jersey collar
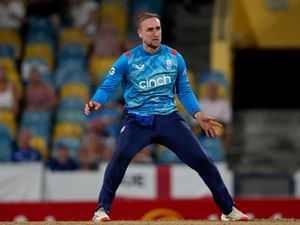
[[140, 44, 162, 56]]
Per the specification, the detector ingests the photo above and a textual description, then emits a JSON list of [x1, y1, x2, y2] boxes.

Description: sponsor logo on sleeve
[[109, 67, 115, 75]]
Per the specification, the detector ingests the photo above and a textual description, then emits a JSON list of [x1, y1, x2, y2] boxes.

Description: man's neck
[[143, 44, 160, 55]]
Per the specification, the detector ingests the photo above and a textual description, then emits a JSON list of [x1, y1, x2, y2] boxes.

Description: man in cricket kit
[[85, 12, 249, 222]]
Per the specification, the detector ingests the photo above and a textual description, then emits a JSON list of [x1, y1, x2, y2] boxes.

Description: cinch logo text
[[139, 75, 171, 89]]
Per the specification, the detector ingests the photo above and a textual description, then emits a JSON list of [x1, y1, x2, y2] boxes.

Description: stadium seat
[[60, 83, 89, 102], [20, 110, 51, 140], [0, 45, 15, 59], [24, 43, 54, 71], [0, 58, 17, 73], [54, 67, 88, 90], [53, 122, 83, 140], [0, 110, 17, 137], [26, 31, 54, 51], [21, 110, 50, 126], [30, 135, 49, 160], [59, 28, 87, 48], [57, 57, 86, 71], [0, 29, 21, 59], [99, 3, 128, 38], [89, 55, 116, 83], [187, 70, 197, 93], [52, 137, 82, 160], [26, 16, 55, 51], [57, 44, 86, 68], [60, 44, 86, 58], [57, 97, 85, 111], [7, 72, 23, 100], [56, 109, 86, 125], [28, 16, 53, 37], [0, 59, 23, 99], [0, 125, 12, 161]]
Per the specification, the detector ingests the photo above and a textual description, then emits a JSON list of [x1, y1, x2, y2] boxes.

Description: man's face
[[138, 17, 162, 50]]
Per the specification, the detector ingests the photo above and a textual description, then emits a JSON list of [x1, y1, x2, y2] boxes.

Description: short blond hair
[[137, 12, 160, 30]]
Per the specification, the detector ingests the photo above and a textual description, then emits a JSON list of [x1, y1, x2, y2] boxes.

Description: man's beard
[[145, 40, 160, 50]]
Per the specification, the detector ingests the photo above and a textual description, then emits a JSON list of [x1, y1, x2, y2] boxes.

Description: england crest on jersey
[[166, 59, 172, 70]]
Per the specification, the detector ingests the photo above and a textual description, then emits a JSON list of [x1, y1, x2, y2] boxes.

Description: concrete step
[[164, 1, 213, 74]]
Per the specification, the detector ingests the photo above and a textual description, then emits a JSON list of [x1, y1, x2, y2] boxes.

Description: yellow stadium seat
[[187, 70, 197, 94], [30, 135, 48, 160], [0, 29, 21, 58], [60, 28, 87, 47], [0, 110, 17, 137], [0, 58, 17, 73], [7, 70, 23, 100], [0, 59, 23, 99], [53, 122, 83, 140], [89, 56, 116, 82], [24, 43, 54, 70], [99, 3, 128, 38], [60, 83, 89, 102]]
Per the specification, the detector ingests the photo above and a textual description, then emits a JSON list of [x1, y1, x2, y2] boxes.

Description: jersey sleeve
[[91, 53, 127, 105], [175, 52, 202, 117]]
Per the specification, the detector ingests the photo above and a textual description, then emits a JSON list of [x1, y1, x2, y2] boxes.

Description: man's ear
[[137, 29, 142, 38]]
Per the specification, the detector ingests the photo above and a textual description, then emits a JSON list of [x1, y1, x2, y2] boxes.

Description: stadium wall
[[1, 163, 300, 221], [0, 162, 233, 201], [1, 199, 300, 221]]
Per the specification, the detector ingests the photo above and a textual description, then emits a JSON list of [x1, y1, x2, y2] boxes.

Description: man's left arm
[[175, 52, 202, 117], [175, 53, 222, 137]]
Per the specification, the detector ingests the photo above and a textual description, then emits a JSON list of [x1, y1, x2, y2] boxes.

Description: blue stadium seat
[[57, 55, 86, 70], [60, 44, 86, 58], [20, 111, 51, 141], [54, 67, 88, 90], [0, 126, 13, 161], [0, 29, 21, 59], [58, 97, 85, 111], [57, 43, 86, 68], [26, 31, 55, 51], [28, 16, 54, 37], [56, 109, 85, 125], [0, 45, 15, 59], [52, 137, 82, 160]]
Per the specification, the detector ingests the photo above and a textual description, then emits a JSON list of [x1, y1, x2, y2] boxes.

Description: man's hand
[[84, 101, 101, 115], [194, 111, 223, 137]]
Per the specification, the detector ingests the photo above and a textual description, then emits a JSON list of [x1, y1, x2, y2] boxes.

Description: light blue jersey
[[91, 44, 202, 116]]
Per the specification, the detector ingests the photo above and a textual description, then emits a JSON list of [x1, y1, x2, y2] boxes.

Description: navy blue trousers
[[97, 111, 234, 215]]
